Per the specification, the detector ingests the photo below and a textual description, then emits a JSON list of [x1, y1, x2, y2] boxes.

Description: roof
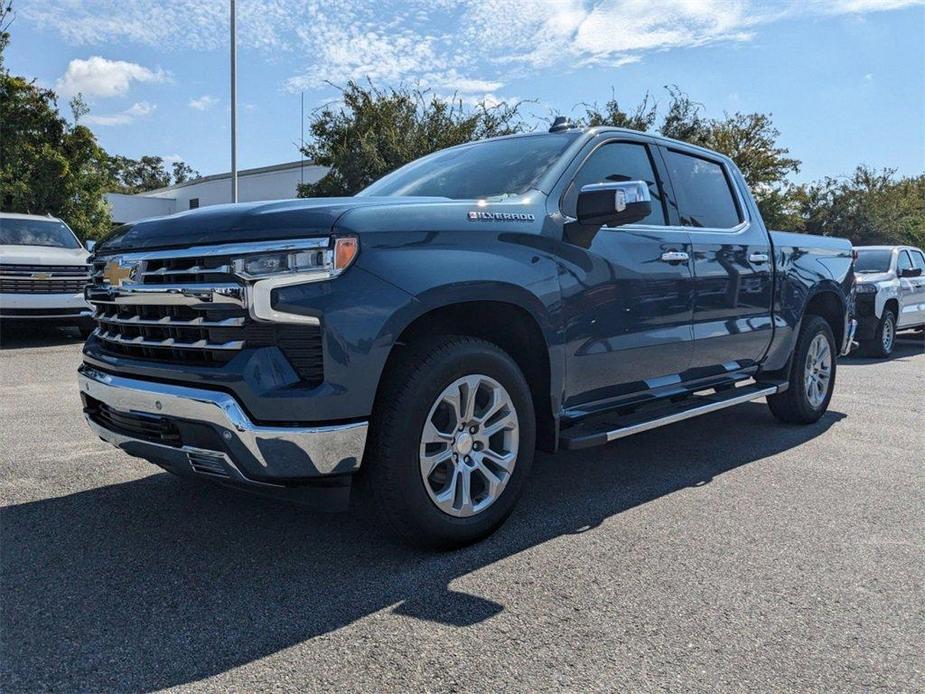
[[142, 159, 317, 195], [0, 212, 65, 222]]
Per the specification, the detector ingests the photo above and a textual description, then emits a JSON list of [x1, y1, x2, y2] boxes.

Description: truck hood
[[97, 197, 450, 253], [855, 271, 894, 284], [0, 245, 89, 266]]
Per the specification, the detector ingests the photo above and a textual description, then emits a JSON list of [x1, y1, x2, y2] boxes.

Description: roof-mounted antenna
[[549, 116, 577, 133]]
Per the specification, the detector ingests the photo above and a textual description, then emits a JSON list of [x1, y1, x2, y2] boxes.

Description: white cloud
[[28, 0, 925, 99], [55, 56, 168, 98], [189, 95, 218, 110], [84, 101, 156, 126]]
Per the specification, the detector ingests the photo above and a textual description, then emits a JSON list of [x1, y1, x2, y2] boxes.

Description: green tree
[[0, 74, 113, 240], [787, 167, 925, 246], [171, 160, 198, 184], [106, 155, 198, 194], [0, 0, 12, 71], [578, 90, 658, 131], [0, 3, 113, 239], [298, 81, 526, 197]]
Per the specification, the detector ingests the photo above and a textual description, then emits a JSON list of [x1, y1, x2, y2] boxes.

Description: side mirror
[[900, 267, 922, 278], [576, 181, 652, 228], [85, 239, 96, 252]]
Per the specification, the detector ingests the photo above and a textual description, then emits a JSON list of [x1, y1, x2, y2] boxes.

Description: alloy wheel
[[804, 333, 832, 409], [419, 374, 519, 517]]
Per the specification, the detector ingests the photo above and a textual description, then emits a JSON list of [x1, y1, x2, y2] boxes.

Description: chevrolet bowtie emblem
[[102, 258, 137, 287], [31, 272, 52, 280]]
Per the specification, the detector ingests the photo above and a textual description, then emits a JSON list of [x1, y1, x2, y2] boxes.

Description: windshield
[[359, 133, 580, 200], [0, 219, 81, 249], [855, 249, 893, 273]]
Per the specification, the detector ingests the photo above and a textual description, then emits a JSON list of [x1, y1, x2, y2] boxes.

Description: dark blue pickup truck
[[79, 124, 855, 547]]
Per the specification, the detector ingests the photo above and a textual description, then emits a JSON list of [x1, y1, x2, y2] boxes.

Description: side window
[[563, 142, 666, 225], [897, 250, 914, 273], [910, 250, 925, 272], [664, 150, 742, 229]]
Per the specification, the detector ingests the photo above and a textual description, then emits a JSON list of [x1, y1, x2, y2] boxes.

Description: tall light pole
[[230, 0, 238, 202]]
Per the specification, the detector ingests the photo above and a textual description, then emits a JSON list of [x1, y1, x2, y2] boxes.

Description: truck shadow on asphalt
[[0, 324, 86, 350], [1, 403, 845, 691], [840, 335, 924, 365]]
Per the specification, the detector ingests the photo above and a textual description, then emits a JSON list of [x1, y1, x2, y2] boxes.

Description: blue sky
[[8, 0, 924, 183]]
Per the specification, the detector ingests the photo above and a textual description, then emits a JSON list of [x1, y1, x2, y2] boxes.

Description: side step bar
[[559, 382, 786, 451]]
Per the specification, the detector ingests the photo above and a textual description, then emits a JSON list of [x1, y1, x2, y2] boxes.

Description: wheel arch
[[380, 298, 559, 452], [803, 288, 846, 349]]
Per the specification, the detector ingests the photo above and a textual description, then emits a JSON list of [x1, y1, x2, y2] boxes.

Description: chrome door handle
[[749, 252, 769, 264], [660, 251, 689, 263]]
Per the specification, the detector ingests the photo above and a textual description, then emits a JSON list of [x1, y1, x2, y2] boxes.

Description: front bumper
[[78, 365, 368, 487], [0, 291, 93, 320]]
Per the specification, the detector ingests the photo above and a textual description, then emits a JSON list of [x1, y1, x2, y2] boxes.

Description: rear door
[[659, 147, 774, 376], [898, 249, 925, 327]]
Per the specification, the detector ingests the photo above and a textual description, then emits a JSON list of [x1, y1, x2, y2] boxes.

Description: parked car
[[77, 124, 855, 548], [853, 245, 925, 356], [0, 212, 94, 336]]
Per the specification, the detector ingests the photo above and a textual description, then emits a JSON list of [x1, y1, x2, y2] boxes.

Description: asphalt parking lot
[[1, 326, 923, 692]]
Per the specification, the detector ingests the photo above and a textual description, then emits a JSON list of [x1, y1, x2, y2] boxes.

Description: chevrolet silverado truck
[[1, 212, 94, 335], [853, 245, 925, 356], [78, 124, 855, 548]]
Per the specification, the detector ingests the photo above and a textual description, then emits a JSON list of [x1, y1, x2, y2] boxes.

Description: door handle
[[749, 252, 769, 264], [660, 251, 689, 263]]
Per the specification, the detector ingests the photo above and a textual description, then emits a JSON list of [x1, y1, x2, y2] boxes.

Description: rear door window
[[664, 150, 742, 229]]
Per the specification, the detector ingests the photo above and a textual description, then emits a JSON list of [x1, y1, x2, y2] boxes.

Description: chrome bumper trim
[[0, 310, 93, 319], [78, 365, 367, 479]]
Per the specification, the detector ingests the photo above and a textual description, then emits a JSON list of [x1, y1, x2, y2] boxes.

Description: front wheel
[[767, 315, 836, 424], [862, 309, 896, 357], [362, 336, 535, 549]]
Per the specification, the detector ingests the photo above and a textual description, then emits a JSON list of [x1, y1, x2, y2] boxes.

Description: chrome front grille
[[0, 263, 90, 294], [87, 245, 324, 384]]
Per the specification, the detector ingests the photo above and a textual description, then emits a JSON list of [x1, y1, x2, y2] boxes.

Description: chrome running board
[[559, 382, 785, 451]]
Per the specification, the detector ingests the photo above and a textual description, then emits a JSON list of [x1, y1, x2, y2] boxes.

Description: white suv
[[0, 212, 94, 336], [853, 245, 925, 356]]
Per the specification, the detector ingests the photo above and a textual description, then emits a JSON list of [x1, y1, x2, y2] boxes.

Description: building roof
[[144, 159, 316, 195]]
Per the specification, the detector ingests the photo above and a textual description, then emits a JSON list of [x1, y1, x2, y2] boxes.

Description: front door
[[555, 138, 695, 410], [660, 147, 774, 376]]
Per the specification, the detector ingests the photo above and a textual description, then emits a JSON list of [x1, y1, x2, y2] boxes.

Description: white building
[[106, 160, 329, 225]]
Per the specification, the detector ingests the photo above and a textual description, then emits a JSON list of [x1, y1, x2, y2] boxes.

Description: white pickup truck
[[853, 245, 925, 356], [0, 212, 94, 335]]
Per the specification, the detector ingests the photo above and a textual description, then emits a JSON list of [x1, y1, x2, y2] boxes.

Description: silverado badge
[[467, 211, 535, 222], [102, 257, 138, 287]]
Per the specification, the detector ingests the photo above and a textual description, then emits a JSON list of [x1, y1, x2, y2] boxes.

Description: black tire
[[861, 308, 896, 358], [77, 323, 95, 339], [767, 315, 837, 424], [361, 336, 535, 549]]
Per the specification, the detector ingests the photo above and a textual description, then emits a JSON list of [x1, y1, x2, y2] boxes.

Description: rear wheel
[[362, 336, 535, 549], [767, 315, 836, 424]]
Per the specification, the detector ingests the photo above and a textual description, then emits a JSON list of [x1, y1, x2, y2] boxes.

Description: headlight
[[855, 283, 878, 294], [232, 237, 358, 280]]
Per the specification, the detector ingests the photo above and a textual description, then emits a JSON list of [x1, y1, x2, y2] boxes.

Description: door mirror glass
[[84, 239, 96, 252], [576, 181, 652, 228], [899, 267, 922, 278]]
